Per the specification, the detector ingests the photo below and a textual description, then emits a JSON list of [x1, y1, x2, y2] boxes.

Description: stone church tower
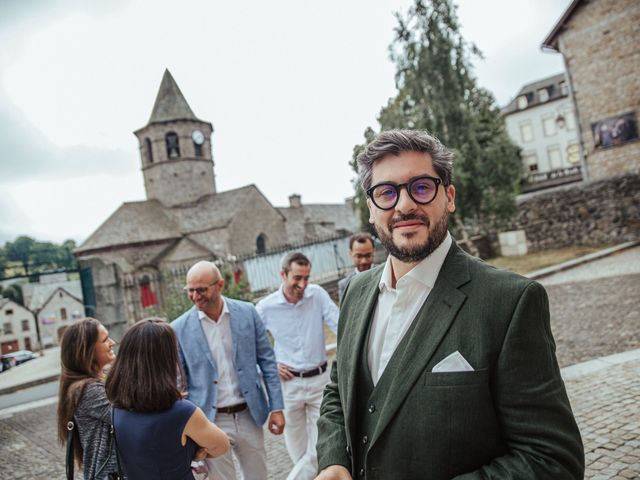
[[133, 69, 216, 206]]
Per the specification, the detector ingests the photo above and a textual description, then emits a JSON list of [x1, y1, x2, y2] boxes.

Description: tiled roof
[[76, 200, 181, 253], [502, 73, 568, 115], [148, 69, 199, 124], [24, 282, 83, 311]]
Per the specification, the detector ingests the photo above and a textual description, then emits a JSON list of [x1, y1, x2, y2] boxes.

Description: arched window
[[194, 141, 202, 157], [165, 132, 180, 158], [256, 234, 267, 254], [139, 275, 158, 308], [145, 138, 154, 163]]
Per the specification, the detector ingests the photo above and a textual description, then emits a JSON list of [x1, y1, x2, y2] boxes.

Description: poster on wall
[[591, 111, 638, 149]]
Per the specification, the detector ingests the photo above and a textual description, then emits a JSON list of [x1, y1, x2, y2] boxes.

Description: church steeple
[[134, 69, 216, 207], [148, 69, 198, 124]]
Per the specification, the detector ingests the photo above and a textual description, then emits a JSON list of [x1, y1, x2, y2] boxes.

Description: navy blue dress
[[114, 399, 198, 480]]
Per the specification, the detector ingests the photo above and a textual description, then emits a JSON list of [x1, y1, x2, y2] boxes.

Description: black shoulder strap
[[111, 408, 124, 477], [65, 420, 75, 480]]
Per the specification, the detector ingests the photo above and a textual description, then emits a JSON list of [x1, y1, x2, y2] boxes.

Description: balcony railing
[[520, 165, 582, 193]]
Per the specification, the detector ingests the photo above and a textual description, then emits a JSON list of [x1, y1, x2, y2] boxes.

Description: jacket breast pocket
[[422, 368, 489, 387]]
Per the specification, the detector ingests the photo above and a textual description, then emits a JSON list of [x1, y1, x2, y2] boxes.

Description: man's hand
[[315, 465, 352, 479], [278, 362, 295, 381], [267, 410, 285, 435], [193, 447, 208, 461]]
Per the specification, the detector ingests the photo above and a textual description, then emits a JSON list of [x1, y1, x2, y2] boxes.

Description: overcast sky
[[0, 0, 571, 244]]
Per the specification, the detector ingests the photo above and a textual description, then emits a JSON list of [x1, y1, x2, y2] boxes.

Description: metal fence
[[240, 234, 352, 293]]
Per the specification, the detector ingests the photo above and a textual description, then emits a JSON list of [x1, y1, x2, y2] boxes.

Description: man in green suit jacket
[[315, 130, 584, 479]]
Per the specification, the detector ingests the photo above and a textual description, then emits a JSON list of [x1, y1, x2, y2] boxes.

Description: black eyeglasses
[[183, 281, 218, 295], [366, 175, 445, 210]]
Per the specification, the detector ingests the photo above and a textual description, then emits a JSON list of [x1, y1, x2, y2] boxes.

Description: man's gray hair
[[357, 129, 454, 191]]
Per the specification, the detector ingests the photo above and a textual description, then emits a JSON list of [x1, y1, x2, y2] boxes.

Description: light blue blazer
[[171, 297, 284, 426]]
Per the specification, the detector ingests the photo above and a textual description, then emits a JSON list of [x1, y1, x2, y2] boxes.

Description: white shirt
[[198, 299, 245, 407], [256, 284, 339, 371], [368, 233, 452, 385]]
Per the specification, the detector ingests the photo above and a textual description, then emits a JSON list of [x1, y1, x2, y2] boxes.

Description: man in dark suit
[[338, 233, 375, 303], [315, 130, 584, 479]]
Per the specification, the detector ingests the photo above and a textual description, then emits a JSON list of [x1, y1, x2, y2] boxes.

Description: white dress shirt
[[368, 232, 452, 385], [256, 284, 339, 371], [198, 299, 245, 407]]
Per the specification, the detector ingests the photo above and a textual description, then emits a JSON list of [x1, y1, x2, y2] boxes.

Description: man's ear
[[280, 270, 287, 282], [446, 184, 456, 213], [367, 198, 375, 224]]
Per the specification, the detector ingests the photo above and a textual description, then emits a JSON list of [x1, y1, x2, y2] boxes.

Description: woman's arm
[[183, 407, 230, 458]]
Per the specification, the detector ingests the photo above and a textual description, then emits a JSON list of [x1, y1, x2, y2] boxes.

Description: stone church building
[[74, 70, 357, 331]]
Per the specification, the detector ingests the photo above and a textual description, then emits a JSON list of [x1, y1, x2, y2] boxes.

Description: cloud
[[0, 92, 136, 184]]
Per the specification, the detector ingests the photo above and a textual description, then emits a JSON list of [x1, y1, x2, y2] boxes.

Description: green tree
[[59, 240, 79, 270], [4, 236, 36, 276], [353, 0, 520, 238], [31, 241, 60, 271], [1, 283, 24, 306], [0, 247, 6, 279]]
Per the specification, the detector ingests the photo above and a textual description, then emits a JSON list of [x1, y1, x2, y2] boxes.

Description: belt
[[289, 362, 328, 378], [217, 403, 247, 414]]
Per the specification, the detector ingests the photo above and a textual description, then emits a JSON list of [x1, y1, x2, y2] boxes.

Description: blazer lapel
[[225, 297, 240, 364], [369, 243, 471, 447], [185, 306, 217, 372], [342, 266, 383, 438]]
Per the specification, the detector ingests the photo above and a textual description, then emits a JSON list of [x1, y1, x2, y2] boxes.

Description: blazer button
[[362, 435, 368, 444], [359, 468, 365, 477], [368, 403, 375, 413]]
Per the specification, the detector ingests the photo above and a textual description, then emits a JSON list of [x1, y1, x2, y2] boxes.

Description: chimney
[[289, 194, 302, 209]]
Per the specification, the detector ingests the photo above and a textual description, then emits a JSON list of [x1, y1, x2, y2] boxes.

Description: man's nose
[[395, 186, 417, 213]]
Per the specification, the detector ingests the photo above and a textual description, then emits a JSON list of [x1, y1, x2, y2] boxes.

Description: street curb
[[561, 348, 640, 380], [525, 239, 640, 280], [0, 374, 60, 395]]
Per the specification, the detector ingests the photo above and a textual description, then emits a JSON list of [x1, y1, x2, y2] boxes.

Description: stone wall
[[558, 0, 640, 179], [79, 258, 129, 340], [515, 173, 639, 251]]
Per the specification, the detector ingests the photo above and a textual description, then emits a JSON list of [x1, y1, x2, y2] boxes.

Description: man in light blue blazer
[[172, 261, 285, 480]]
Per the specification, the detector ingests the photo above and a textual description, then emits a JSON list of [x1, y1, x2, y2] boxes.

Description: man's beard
[[375, 210, 449, 263]]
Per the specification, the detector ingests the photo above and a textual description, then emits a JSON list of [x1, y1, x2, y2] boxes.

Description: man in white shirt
[[256, 252, 339, 480], [337, 233, 375, 303], [315, 129, 583, 479], [172, 261, 285, 480]]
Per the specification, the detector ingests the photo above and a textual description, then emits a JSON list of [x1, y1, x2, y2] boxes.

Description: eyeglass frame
[[183, 281, 219, 295], [366, 174, 447, 211]]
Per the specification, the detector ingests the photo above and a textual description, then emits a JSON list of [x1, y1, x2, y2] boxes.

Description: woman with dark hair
[[57, 317, 118, 479], [105, 318, 229, 480]]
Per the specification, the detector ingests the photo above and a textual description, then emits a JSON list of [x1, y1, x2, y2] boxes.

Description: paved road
[[540, 247, 640, 368], [1, 245, 638, 479]]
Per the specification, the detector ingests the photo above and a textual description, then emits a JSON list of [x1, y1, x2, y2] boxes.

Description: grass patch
[[486, 244, 613, 275]]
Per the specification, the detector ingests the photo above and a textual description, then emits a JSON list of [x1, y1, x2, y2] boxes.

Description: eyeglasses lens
[[372, 186, 398, 209], [410, 178, 437, 202]]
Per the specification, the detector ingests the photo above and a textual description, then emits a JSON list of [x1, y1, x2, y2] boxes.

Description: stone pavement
[[0, 243, 639, 479]]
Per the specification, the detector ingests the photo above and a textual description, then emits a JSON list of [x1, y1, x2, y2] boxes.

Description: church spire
[[148, 69, 198, 124]]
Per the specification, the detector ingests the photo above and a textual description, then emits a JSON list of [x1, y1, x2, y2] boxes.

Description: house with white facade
[[502, 73, 583, 192], [36, 288, 84, 347], [24, 278, 84, 348], [0, 298, 38, 354]]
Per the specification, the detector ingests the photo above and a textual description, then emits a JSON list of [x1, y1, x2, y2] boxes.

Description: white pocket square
[[432, 351, 474, 373]]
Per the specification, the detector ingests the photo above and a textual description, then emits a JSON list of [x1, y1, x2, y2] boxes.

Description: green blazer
[[317, 242, 584, 479]]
